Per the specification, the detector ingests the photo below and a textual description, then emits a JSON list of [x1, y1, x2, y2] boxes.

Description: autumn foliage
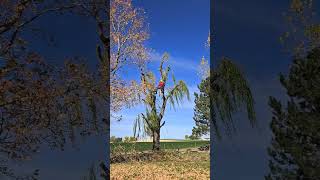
[[0, 0, 110, 178], [110, 0, 150, 113]]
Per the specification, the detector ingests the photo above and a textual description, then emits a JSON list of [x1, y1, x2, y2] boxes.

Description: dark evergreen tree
[[266, 47, 320, 179], [192, 77, 210, 138]]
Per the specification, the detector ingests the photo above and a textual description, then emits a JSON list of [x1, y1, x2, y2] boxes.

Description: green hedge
[[111, 140, 210, 152]]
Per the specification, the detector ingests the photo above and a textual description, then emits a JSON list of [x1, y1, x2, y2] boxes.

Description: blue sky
[[111, 0, 210, 139]]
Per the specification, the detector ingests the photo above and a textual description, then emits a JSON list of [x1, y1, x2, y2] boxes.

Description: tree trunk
[[152, 129, 160, 151]]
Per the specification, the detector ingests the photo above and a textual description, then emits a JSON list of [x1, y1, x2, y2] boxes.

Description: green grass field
[[111, 140, 210, 152]]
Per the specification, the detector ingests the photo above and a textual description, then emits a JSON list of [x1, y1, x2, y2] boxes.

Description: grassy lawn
[[111, 140, 210, 152], [110, 151, 210, 180]]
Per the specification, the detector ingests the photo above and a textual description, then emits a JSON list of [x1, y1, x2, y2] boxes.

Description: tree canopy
[[0, 0, 110, 178], [266, 47, 320, 180], [134, 53, 190, 150]]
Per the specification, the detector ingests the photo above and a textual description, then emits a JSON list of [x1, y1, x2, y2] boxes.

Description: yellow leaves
[[110, 0, 149, 75], [162, 52, 170, 62], [140, 72, 156, 95], [110, 151, 210, 179], [200, 56, 205, 65], [198, 57, 209, 80], [111, 78, 142, 112], [290, 0, 304, 13], [206, 32, 210, 48], [198, 32, 210, 79], [289, 0, 313, 14], [281, 0, 320, 56], [110, 0, 150, 112]]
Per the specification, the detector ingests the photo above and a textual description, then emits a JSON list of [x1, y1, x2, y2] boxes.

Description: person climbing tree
[[157, 79, 165, 90], [134, 53, 189, 151]]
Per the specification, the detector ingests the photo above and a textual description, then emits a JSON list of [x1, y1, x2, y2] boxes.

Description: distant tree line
[[110, 136, 137, 143]]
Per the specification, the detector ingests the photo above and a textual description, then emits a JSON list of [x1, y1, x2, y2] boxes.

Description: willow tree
[[192, 34, 256, 139], [193, 59, 256, 138], [134, 53, 190, 151]]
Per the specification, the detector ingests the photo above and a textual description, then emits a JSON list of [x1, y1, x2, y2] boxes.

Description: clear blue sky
[[111, 0, 210, 139]]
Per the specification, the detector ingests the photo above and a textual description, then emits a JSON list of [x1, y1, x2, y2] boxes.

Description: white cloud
[[149, 51, 200, 72]]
